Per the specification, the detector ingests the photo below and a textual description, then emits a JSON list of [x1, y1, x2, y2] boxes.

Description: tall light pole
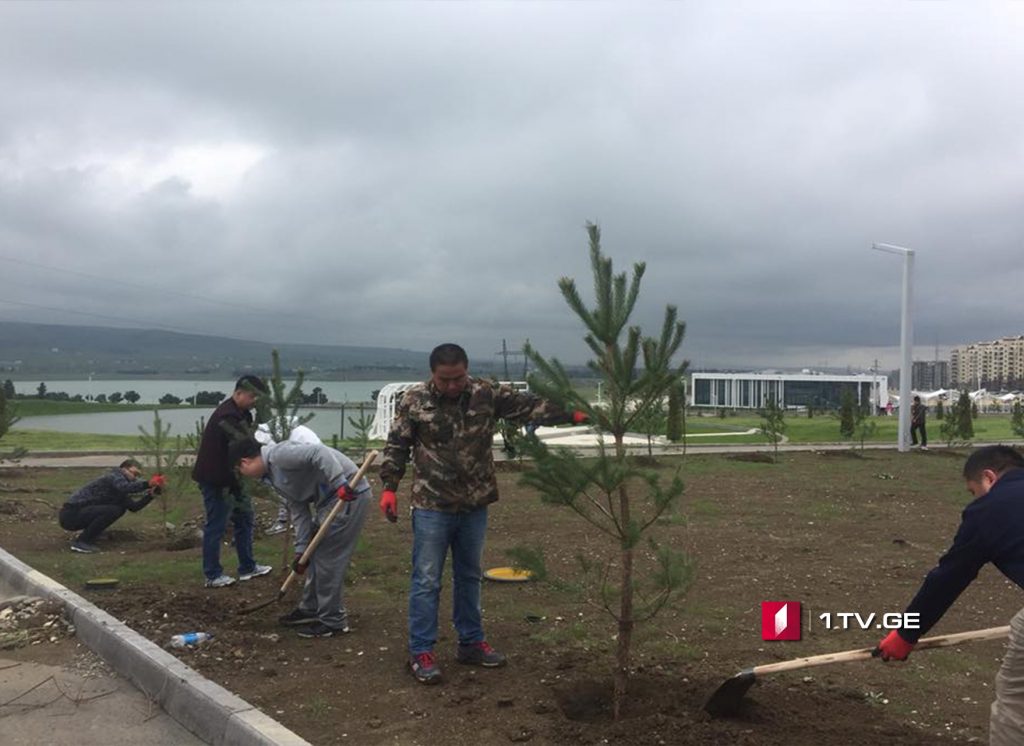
[[872, 243, 915, 452]]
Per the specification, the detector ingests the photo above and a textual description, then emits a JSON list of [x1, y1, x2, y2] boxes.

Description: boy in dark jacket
[[59, 458, 163, 553], [192, 375, 272, 588]]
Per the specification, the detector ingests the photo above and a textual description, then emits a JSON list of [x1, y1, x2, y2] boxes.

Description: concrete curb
[[0, 546, 311, 746]]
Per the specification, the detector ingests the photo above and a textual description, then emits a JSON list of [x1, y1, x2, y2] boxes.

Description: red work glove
[[875, 630, 915, 661], [335, 481, 355, 502], [380, 490, 398, 523], [291, 553, 308, 575], [572, 410, 588, 425], [148, 474, 167, 489]]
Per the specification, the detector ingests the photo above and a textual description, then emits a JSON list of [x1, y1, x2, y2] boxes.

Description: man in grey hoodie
[[230, 437, 371, 638]]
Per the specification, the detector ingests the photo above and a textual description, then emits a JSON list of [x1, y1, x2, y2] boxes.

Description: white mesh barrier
[[368, 382, 420, 440], [368, 380, 531, 440]]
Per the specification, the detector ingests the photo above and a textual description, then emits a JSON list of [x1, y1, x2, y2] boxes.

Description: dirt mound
[[550, 672, 956, 745]]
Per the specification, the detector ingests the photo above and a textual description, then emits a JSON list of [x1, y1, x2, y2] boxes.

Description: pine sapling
[[760, 395, 785, 462], [138, 410, 185, 535], [521, 223, 694, 720]]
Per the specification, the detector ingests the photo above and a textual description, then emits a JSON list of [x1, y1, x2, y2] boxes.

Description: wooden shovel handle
[[276, 450, 378, 596], [752, 624, 1010, 676]]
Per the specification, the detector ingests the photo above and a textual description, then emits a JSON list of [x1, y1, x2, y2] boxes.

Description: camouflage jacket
[[380, 377, 572, 512]]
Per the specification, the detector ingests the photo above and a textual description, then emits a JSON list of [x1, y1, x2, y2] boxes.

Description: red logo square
[[761, 601, 801, 641]]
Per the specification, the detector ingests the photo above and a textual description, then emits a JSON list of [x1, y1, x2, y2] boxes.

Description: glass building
[[690, 372, 889, 411]]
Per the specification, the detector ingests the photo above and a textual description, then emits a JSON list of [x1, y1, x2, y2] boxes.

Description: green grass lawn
[[3, 412, 1020, 455], [687, 412, 1024, 444]]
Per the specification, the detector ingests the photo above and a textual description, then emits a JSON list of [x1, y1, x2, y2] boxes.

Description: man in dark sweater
[[192, 375, 272, 588], [876, 445, 1024, 745], [59, 459, 163, 553]]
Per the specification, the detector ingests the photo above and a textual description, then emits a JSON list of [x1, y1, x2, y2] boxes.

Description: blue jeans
[[200, 483, 256, 580], [408, 506, 488, 655]]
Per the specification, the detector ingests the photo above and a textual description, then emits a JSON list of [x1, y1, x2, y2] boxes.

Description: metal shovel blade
[[236, 589, 285, 616], [703, 624, 1011, 719], [703, 670, 756, 718]]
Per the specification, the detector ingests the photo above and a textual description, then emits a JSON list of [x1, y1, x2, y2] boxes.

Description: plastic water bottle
[[170, 632, 213, 648]]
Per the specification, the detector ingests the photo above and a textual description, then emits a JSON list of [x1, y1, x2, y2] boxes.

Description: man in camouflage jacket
[[379, 343, 582, 684]]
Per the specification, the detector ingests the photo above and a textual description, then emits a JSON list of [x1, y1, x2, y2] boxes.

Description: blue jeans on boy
[[408, 505, 488, 655], [200, 483, 256, 580]]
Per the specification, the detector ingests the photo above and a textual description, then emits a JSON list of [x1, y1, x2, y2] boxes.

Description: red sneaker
[[456, 641, 507, 668], [409, 651, 442, 684]]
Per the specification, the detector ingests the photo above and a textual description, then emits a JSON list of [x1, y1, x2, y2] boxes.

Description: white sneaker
[[239, 564, 273, 581], [265, 522, 288, 536], [205, 575, 236, 588]]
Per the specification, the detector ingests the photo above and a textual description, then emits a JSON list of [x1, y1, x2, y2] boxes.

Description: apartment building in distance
[[911, 360, 949, 390], [951, 336, 1024, 390]]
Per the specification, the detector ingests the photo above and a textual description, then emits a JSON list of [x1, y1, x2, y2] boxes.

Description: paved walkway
[[0, 583, 203, 745]]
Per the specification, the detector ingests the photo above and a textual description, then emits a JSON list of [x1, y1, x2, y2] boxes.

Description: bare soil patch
[[0, 452, 1009, 744]]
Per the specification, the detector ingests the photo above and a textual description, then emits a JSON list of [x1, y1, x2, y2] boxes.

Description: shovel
[[704, 624, 1010, 718], [237, 450, 378, 616]]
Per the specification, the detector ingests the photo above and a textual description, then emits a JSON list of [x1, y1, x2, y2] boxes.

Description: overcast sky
[[2, 2, 1023, 372]]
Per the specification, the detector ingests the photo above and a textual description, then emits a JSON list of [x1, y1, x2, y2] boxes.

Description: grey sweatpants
[[991, 606, 1024, 745], [296, 493, 370, 630]]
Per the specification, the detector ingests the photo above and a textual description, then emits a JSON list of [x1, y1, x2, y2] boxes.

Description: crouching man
[[59, 458, 165, 553], [230, 437, 371, 638]]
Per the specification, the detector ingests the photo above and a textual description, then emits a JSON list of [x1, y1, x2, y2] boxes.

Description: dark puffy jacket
[[191, 397, 253, 490], [64, 468, 150, 510]]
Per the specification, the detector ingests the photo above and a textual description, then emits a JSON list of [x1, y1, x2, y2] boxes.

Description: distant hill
[[0, 321, 433, 378]]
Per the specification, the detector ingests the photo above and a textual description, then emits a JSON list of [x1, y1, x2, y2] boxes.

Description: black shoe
[[456, 641, 507, 668], [409, 651, 442, 684], [296, 622, 348, 639], [278, 608, 318, 627], [71, 540, 100, 554]]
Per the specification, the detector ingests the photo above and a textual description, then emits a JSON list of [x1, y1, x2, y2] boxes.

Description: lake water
[[7, 378, 406, 405], [9, 378, 406, 438], [18, 403, 380, 440]]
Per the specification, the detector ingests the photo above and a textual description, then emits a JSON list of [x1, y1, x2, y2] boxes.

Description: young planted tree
[[254, 350, 315, 443], [634, 398, 666, 458], [138, 410, 187, 535], [838, 388, 856, 438], [759, 395, 785, 463], [0, 386, 26, 461], [251, 350, 316, 571], [941, 390, 975, 447], [521, 223, 694, 719], [958, 390, 975, 440], [1012, 400, 1024, 440], [666, 379, 684, 443], [935, 399, 944, 420], [346, 409, 374, 463], [853, 407, 877, 454]]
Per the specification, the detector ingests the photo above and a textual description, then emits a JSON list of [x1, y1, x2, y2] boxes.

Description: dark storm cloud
[[2, 2, 1024, 370]]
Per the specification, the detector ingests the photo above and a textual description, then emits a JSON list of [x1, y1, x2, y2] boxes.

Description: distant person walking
[[910, 395, 928, 450], [59, 459, 164, 553], [192, 375, 273, 588]]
